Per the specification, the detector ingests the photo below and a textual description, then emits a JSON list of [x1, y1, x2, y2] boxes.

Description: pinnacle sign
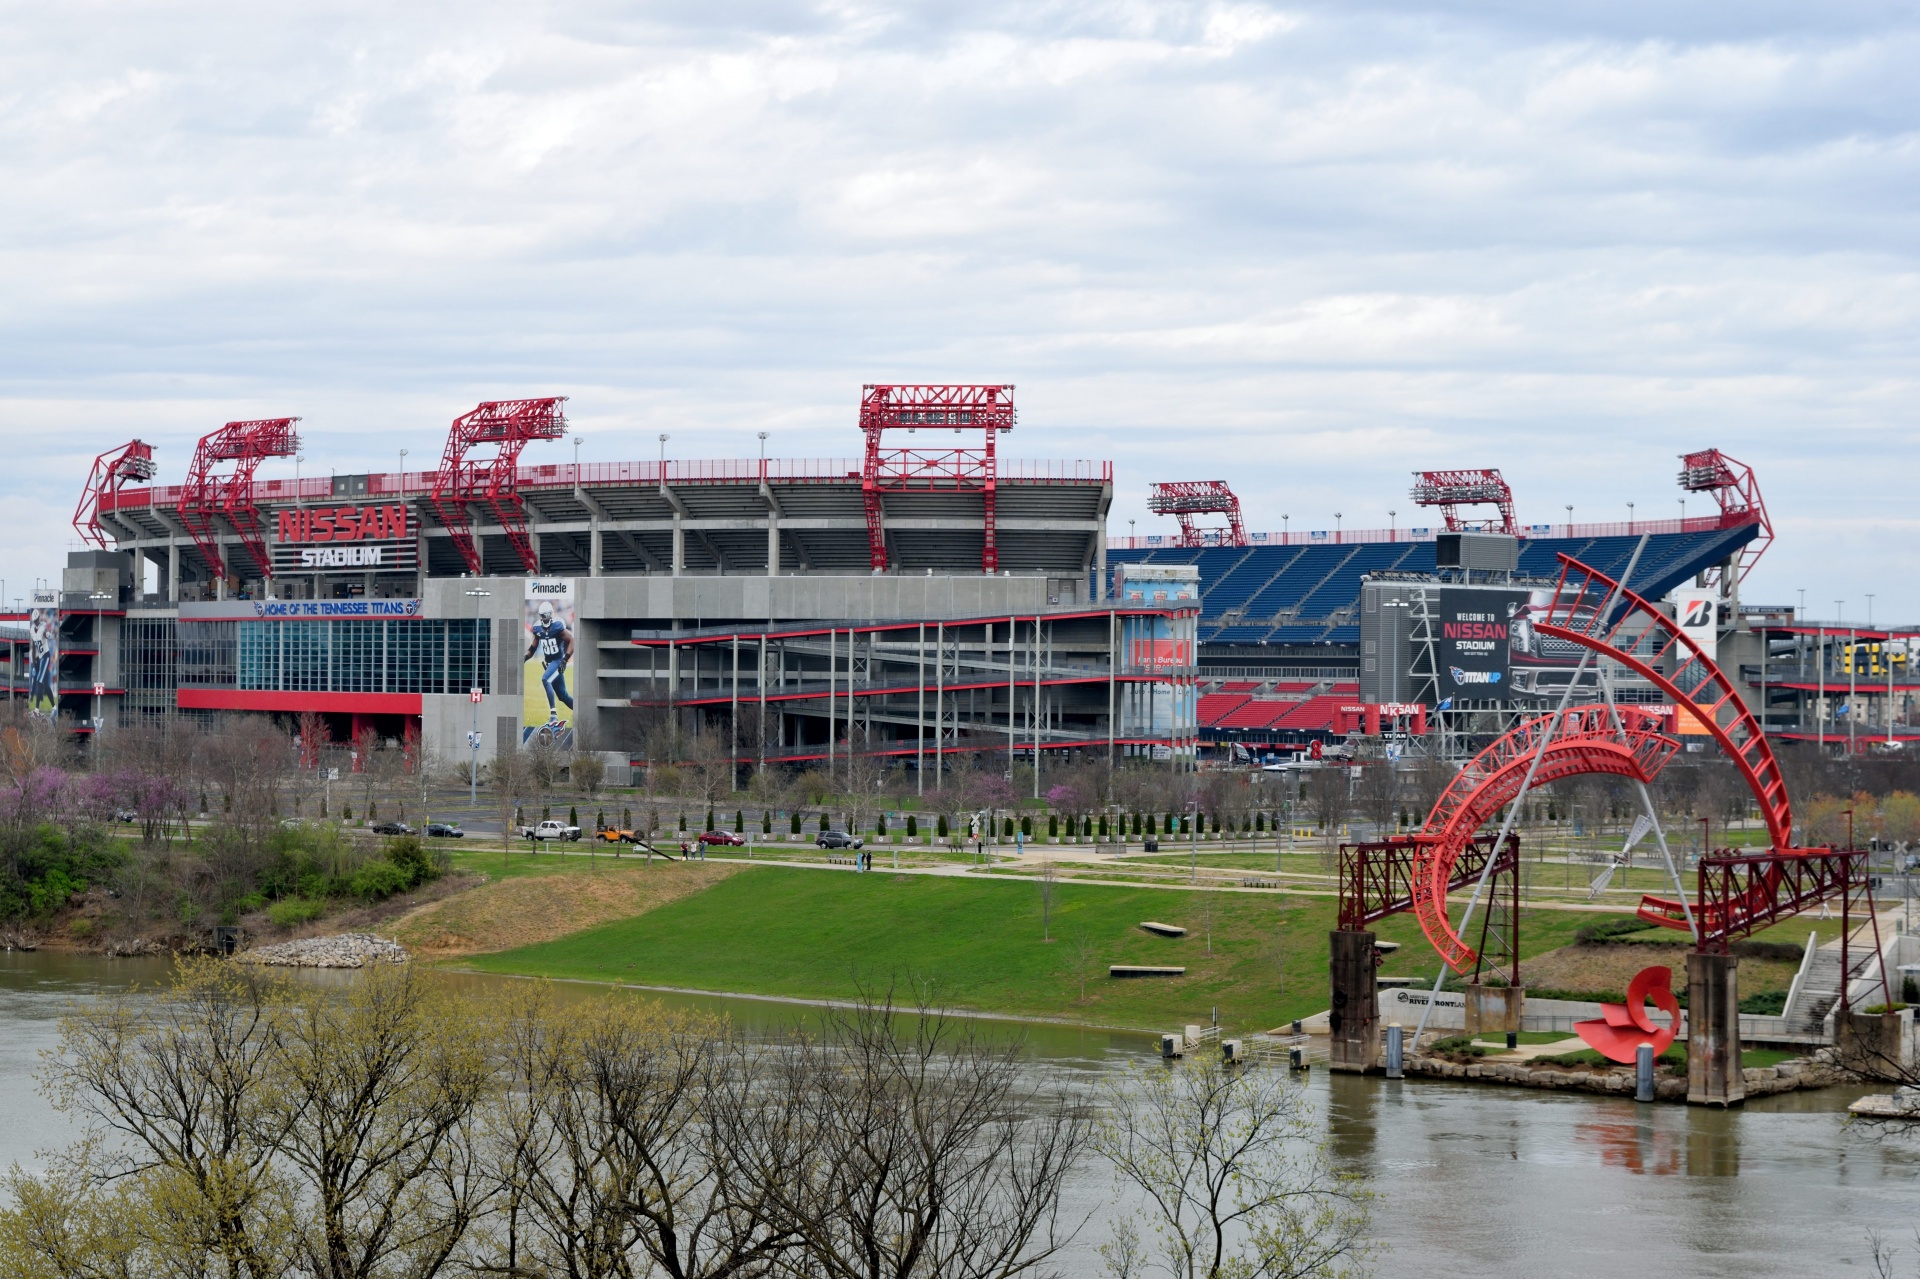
[[271, 504, 418, 572]]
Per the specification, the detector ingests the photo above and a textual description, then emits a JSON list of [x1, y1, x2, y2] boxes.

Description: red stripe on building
[[176, 689, 423, 714]]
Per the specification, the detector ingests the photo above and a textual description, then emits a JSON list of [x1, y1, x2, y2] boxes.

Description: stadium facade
[[10, 390, 1915, 766]]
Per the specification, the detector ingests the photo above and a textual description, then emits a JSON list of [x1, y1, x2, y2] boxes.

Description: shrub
[[268, 897, 326, 927], [1430, 1036, 1486, 1058], [762, 811, 772, 834], [1739, 990, 1788, 1015], [937, 814, 949, 837], [1863, 1003, 1911, 1015], [1048, 814, 1058, 837], [349, 860, 411, 901], [383, 835, 440, 889], [792, 812, 803, 834], [906, 815, 918, 837], [1574, 917, 1658, 945]]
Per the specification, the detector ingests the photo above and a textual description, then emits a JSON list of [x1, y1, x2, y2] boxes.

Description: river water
[[1, 951, 1912, 1277]]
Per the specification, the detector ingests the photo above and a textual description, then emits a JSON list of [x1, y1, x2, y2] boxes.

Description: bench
[[1110, 965, 1187, 978]]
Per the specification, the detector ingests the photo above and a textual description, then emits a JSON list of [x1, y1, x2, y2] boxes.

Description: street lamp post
[[465, 586, 491, 804], [1389, 509, 1396, 541], [1334, 513, 1342, 543], [1565, 504, 1573, 533], [1627, 501, 1634, 532]]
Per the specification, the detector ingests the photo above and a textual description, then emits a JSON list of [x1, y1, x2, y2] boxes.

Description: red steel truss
[[1678, 447, 1772, 583], [72, 439, 157, 549], [1412, 706, 1680, 973], [1678, 848, 1867, 952], [429, 397, 568, 575], [178, 419, 301, 581], [1409, 468, 1516, 535], [1341, 834, 1521, 984], [859, 385, 1016, 572], [1147, 480, 1248, 548]]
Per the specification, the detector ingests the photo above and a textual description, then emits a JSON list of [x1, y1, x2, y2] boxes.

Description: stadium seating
[[1110, 523, 1759, 645]]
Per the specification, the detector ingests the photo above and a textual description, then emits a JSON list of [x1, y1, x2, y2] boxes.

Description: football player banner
[[26, 588, 58, 718], [522, 579, 576, 748]]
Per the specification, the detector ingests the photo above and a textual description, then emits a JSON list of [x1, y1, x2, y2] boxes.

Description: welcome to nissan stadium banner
[[270, 505, 418, 572]]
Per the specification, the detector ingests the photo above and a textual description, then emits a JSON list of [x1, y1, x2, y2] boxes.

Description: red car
[[698, 830, 748, 847]]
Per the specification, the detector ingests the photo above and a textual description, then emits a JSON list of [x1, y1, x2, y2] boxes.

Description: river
[[0, 951, 1911, 1276]]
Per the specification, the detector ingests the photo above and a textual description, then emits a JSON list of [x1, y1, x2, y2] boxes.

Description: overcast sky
[[5, 1, 1916, 619]]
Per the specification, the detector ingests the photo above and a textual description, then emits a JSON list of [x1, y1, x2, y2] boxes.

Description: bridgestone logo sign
[[271, 505, 418, 573]]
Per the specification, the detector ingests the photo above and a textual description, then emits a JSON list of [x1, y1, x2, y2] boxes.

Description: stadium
[[9, 386, 1914, 773]]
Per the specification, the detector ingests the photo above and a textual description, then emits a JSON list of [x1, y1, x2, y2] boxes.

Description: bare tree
[[1096, 1056, 1373, 1279], [773, 995, 1091, 1279]]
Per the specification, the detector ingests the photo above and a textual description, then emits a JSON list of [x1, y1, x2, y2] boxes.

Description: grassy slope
[[459, 866, 1608, 1031]]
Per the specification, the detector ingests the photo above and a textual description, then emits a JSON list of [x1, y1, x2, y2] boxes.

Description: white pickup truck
[[519, 819, 582, 842]]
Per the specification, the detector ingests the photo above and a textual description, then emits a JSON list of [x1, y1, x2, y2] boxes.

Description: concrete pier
[[1688, 952, 1745, 1107], [1330, 930, 1379, 1073], [1463, 984, 1525, 1035]]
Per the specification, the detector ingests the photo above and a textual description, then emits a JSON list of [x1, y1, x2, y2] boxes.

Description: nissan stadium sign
[[272, 505, 418, 572]]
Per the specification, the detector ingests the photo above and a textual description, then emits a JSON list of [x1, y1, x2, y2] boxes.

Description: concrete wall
[[422, 571, 1065, 628]]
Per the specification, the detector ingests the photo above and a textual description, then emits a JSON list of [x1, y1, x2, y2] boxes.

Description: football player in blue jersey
[[523, 600, 576, 730]]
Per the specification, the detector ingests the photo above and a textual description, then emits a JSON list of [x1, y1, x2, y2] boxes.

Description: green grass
[[455, 865, 1622, 1031], [1472, 1031, 1575, 1046], [1534, 1044, 1798, 1070]]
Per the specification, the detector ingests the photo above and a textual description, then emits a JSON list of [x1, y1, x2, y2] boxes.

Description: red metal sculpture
[[429, 397, 569, 575], [1536, 553, 1796, 866], [1574, 965, 1679, 1063], [1408, 553, 1873, 975], [1411, 705, 1679, 973], [178, 418, 301, 581], [1147, 481, 1248, 548], [73, 439, 158, 550], [858, 385, 1016, 573]]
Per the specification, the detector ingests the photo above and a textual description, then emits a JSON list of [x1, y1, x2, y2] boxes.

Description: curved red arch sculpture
[[1414, 706, 1680, 973], [1412, 552, 1812, 972], [1535, 555, 1795, 851]]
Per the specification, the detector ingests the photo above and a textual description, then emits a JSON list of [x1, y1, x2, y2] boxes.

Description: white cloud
[[0, 1, 1916, 616]]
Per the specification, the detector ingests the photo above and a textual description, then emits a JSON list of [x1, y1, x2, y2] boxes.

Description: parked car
[[371, 821, 415, 836], [698, 830, 747, 847], [600, 826, 636, 843], [816, 830, 864, 850], [519, 819, 582, 842], [424, 822, 464, 838], [112, 808, 138, 824]]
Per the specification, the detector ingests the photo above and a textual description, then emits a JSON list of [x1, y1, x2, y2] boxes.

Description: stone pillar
[[1687, 951, 1744, 1107], [1838, 1007, 1914, 1080], [1329, 930, 1379, 1074], [1462, 984, 1525, 1035]]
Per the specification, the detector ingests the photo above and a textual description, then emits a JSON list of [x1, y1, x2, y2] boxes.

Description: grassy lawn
[[1534, 1044, 1800, 1070], [456, 865, 1618, 1031]]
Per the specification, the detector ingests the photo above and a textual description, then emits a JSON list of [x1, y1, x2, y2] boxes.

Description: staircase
[[1785, 932, 1884, 1036]]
